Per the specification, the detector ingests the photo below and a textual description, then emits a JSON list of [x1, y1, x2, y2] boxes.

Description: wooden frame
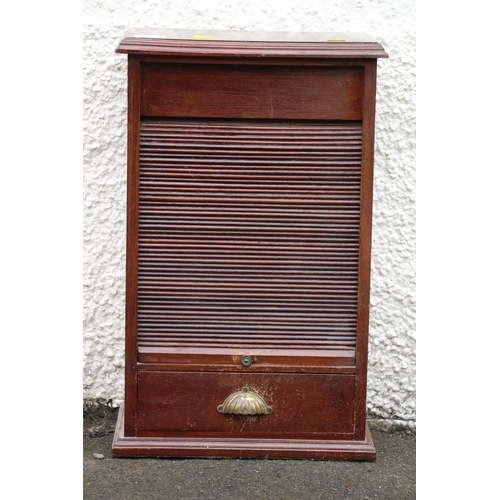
[[113, 29, 387, 459]]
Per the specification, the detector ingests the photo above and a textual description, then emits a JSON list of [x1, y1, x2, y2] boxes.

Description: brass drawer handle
[[217, 387, 273, 415]]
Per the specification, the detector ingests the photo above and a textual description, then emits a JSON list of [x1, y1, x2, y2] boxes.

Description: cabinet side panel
[[354, 61, 377, 440], [124, 55, 141, 436]]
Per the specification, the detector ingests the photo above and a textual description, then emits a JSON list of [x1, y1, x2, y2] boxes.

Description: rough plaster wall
[[83, 0, 416, 426]]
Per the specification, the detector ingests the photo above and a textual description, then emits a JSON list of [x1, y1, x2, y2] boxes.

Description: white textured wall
[[83, 0, 416, 427]]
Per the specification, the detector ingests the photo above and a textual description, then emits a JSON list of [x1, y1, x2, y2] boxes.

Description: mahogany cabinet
[[112, 28, 387, 459]]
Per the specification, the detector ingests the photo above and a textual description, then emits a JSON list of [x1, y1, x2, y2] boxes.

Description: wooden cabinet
[[112, 28, 387, 459]]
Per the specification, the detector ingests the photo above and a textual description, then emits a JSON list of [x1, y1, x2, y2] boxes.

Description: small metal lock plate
[[240, 355, 253, 367]]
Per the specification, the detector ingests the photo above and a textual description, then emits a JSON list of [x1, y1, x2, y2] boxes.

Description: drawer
[[140, 63, 364, 120], [137, 371, 355, 439]]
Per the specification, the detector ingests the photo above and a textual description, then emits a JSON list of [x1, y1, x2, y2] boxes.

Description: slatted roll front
[[138, 119, 362, 351]]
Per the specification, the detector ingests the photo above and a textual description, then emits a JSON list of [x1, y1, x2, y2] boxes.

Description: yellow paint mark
[[193, 34, 214, 40], [327, 38, 346, 42]]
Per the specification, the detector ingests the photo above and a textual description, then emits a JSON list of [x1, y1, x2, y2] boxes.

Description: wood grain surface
[[114, 31, 385, 459]]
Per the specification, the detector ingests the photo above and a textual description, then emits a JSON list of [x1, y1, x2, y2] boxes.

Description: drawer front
[[137, 371, 355, 438], [140, 63, 364, 120]]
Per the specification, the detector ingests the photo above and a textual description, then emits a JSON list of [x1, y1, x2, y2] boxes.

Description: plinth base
[[112, 407, 376, 460]]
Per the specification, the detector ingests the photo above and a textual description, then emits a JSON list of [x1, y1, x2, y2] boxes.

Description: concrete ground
[[83, 406, 415, 500]]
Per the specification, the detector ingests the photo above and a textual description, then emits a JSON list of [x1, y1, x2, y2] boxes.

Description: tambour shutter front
[[138, 119, 361, 353], [113, 29, 387, 459]]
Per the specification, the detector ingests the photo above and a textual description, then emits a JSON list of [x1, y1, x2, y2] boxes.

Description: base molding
[[112, 407, 376, 460]]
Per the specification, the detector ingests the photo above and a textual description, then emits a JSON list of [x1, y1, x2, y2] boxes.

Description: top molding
[[116, 28, 388, 59]]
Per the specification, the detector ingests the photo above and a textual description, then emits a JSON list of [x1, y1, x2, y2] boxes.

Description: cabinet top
[[116, 28, 388, 59]]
